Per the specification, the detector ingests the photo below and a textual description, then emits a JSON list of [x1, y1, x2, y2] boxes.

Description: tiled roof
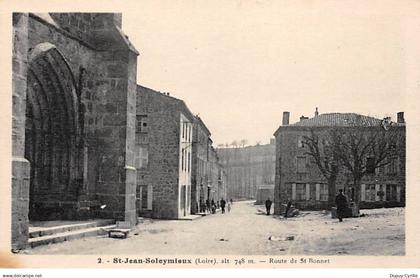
[[291, 113, 384, 127]]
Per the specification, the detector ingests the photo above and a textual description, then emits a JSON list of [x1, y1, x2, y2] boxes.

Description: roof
[[292, 113, 382, 127], [137, 85, 196, 121], [274, 112, 405, 136], [194, 115, 211, 136]]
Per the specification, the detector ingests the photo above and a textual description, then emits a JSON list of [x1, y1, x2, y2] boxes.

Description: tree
[[329, 125, 403, 209], [231, 140, 238, 148], [303, 129, 339, 208], [304, 121, 403, 211], [240, 139, 248, 148]]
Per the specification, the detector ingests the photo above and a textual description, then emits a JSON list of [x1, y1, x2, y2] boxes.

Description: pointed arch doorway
[[24, 42, 84, 221]]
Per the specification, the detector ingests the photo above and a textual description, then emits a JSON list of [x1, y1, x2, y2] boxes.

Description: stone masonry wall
[[12, 13, 30, 250], [191, 119, 210, 214], [136, 86, 183, 219], [274, 126, 406, 215], [12, 12, 139, 247], [25, 14, 137, 224]]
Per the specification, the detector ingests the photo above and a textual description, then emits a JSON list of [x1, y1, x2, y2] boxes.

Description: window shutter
[[292, 183, 296, 200], [361, 184, 366, 201], [147, 185, 153, 210], [375, 184, 381, 201], [306, 183, 310, 200], [315, 183, 320, 201], [396, 185, 401, 202]]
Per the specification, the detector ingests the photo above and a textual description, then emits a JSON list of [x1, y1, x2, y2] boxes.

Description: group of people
[[264, 198, 292, 217], [263, 189, 349, 222], [199, 198, 233, 214]]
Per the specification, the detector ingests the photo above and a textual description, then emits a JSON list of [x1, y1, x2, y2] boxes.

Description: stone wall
[[274, 126, 406, 215], [12, 13, 30, 250], [12, 12, 139, 249], [24, 13, 138, 223], [136, 86, 195, 219], [191, 116, 211, 214]]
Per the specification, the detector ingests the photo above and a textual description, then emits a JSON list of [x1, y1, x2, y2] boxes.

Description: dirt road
[[28, 201, 404, 255]]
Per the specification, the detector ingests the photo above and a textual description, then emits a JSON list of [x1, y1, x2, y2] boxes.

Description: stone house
[[190, 116, 211, 214], [207, 146, 227, 204], [273, 110, 406, 215], [135, 85, 195, 219], [12, 13, 139, 250]]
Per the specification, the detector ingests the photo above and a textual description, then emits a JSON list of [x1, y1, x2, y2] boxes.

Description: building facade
[[217, 141, 275, 201], [12, 13, 139, 250], [190, 116, 211, 214], [207, 146, 227, 203], [135, 86, 195, 219], [273, 111, 406, 215]]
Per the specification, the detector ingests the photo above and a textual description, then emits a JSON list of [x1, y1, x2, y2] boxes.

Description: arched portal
[[25, 42, 83, 220]]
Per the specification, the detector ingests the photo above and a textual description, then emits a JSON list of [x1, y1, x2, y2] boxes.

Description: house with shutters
[[273, 109, 406, 215]]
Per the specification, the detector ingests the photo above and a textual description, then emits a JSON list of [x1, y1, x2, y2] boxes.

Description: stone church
[[12, 13, 139, 250]]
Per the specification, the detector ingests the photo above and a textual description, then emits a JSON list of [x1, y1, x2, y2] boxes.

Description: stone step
[[28, 224, 116, 248], [29, 219, 115, 239]]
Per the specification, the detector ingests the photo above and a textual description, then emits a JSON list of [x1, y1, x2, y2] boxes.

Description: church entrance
[[24, 43, 83, 221]]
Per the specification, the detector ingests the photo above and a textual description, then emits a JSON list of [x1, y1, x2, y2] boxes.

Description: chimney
[[282, 112, 290, 126], [315, 107, 319, 117], [397, 112, 405, 123], [300, 115, 308, 121]]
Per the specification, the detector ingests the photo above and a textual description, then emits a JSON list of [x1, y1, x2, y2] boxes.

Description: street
[[27, 201, 404, 255]]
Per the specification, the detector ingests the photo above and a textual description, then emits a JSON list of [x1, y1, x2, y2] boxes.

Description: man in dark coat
[[335, 189, 348, 222], [265, 199, 273, 215], [284, 199, 292, 218], [206, 199, 210, 213], [220, 198, 226, 213]]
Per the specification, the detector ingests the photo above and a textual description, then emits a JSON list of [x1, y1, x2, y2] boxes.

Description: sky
[[120, 0, 418, 146]]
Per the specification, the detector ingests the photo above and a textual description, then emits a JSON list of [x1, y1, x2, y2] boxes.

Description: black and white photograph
[[2, 0, 420, 273]]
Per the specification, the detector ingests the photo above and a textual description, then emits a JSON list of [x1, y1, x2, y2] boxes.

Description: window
[[136, 115, 148, 133], [135, 145, 148, 169], [296, 183, 306, 200], [141, 185, 148, 209], [385, 184, 398, 201], [297, 136, 305, 148], [181, 148, 185, 171], [139, 147, 148, 168], [297, 156, 306, 174], [365, 184, 376, 201], [187, 152, 191, 172], [366, 157, 375, 174], [387, 157, 398, 175], [320, 184, 328, 201], [140, 185, 153, 210]]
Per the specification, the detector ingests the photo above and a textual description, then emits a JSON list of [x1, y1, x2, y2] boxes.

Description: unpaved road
[[28, 201, 405, 255]]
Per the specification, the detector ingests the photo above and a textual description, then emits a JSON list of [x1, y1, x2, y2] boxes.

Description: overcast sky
[[121, 1, 417, 146]]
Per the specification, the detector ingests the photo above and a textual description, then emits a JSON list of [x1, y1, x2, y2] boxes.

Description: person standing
[[284, 199, 292, 218], [220, 198, 226, 214], [335, 189, 348, 222], [227, 201, 231, 213], [265, 198, 273, 215]]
